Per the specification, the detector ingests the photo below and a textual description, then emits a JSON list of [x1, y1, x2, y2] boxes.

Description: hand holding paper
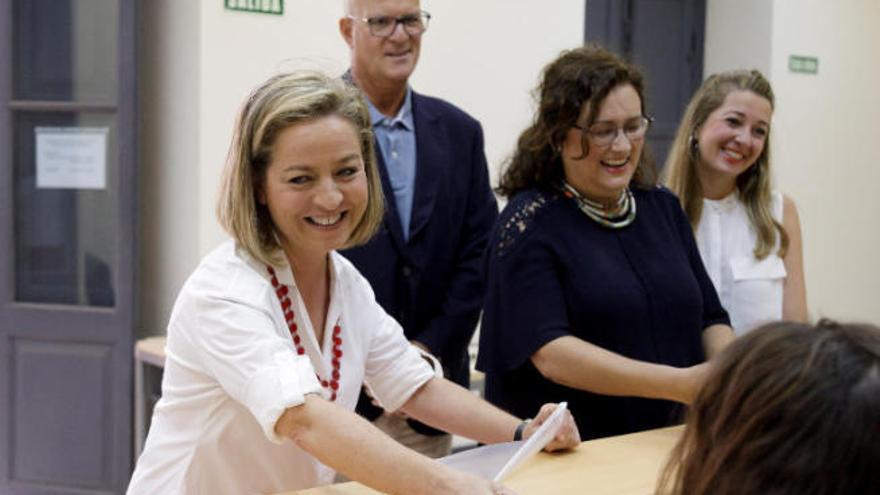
[[493, 402, 579, 481], [522, 402, 581, 452], [439, 402, 580, 482]]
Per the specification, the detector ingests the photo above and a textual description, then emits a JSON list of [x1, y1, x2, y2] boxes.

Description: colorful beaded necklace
[[560, 180, 637, 229], [267, 265, 343, 401]]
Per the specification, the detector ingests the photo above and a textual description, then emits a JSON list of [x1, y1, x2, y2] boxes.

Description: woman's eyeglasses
[[572, 116, 653, 147]]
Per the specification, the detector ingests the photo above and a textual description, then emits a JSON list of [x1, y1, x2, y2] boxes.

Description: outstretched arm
[[276, 396, 514, 495], [399, 377, 580, 452], [531, 336, 707, 405]]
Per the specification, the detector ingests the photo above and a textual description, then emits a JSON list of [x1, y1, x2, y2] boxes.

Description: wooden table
[[291, 425, 683, 495], [134, 336, 167, 455]]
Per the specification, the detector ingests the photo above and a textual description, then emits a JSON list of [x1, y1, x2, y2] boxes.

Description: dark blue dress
[[476, 185, 729, 440]]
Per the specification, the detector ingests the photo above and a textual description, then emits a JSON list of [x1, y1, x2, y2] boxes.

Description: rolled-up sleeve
[[243, 352, 322, 443], [182, 290, 322, 444], [361, 301, 434, 413]]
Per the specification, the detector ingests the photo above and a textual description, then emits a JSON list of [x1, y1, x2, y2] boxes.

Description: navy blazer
[[341, 89, 498, 429]]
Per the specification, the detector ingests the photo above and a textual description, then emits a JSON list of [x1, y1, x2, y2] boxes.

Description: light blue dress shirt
[[365, 89, 417, 241]]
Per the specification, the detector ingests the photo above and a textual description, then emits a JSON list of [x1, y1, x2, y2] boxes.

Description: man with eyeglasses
[[339, 0, 498, 458]]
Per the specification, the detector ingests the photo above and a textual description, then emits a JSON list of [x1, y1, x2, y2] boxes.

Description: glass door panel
[[13, 111, 118, 307], [13, 0, 119, 102]]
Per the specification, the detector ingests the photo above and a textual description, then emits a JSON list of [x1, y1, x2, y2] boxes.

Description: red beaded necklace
[[267, 265, 343, 401]]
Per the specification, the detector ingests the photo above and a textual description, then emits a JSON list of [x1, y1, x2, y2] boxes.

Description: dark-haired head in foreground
[[660, 319, 880, 494]]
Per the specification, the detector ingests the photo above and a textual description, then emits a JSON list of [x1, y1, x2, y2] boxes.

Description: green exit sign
[[789, 55, 818, 74], [225, 0, 283, 15]]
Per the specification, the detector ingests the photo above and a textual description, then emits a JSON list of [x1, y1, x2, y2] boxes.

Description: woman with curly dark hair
[[477, 45, 734, 440], [659, 319, 880, 494]]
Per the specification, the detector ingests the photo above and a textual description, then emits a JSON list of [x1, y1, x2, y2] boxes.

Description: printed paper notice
[[36, 127, 108, 189]]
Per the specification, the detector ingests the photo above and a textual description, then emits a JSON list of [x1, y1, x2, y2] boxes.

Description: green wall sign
[[225, 0, 284, 16], [789, 55, 819, 74]]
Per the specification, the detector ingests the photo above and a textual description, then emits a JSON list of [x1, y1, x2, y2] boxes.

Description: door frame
[[0, 0, 139, 491]]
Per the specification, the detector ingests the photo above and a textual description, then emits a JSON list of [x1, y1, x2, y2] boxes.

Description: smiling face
[[696, 90, 772, 195], [259, 114, 369, 263], [342, 0, 422, 90], [561, 83, 645, 203]]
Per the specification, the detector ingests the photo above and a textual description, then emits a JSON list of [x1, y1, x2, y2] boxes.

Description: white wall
[[768, 0, 880, 323], [141, 0, 880, 335], [139, 0, 585, 334], [139, 0, 202, 335], [703, 0, 773, 75], [412, 1, 585, 185], [704, 0, 880, 324]]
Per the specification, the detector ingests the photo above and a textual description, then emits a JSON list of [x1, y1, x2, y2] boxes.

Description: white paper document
[[439, 402, 568, 481], [36, 126, 108, 190]]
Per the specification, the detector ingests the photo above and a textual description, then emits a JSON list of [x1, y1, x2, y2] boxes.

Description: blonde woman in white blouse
[[127, 71, 579, 495], [664, 70, 807, 335]]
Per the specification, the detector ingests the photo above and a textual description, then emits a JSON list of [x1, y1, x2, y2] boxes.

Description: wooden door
[[0, 0, 138, 493]]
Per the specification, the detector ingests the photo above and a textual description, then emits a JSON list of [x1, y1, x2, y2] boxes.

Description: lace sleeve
[[495, 191, 554, 258]]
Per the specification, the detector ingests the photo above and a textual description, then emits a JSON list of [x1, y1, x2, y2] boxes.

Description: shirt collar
[[262, 249, 343, 292], [704, 190, 739, 212], [365, 87, 414, 131]]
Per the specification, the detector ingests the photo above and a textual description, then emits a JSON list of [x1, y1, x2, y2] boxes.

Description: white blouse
[[127, 240, 434, 494], [695, 191, 786, 336]]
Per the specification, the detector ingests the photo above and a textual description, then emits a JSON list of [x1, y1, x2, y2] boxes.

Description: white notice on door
[[35, 127, 108, 189]]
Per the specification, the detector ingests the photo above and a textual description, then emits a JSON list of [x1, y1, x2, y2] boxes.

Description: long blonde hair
[[663, 70, 787, 259]]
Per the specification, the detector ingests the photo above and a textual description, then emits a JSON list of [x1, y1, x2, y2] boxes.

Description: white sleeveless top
[[695, 191, 786, 336]]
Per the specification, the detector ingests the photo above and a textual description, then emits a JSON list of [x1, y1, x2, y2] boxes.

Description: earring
[[688, 133, 699, 157]]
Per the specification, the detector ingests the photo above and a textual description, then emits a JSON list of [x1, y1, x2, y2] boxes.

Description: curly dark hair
[[659, 319, 880, 495], [497, 44, 655, 198]]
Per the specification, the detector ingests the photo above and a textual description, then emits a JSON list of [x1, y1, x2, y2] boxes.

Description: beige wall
[[768, 0, 880, 323], [705, 0, 880, 323], [139, 0, 584, 334], [704, 0, 772, 75], [412, 1, 586, 185], [140, 0, 880, 335], [140, 0, 201, 335]]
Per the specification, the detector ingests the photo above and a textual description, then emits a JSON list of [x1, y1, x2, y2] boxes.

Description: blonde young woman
[[664, 70, 807, 336], [127, 71, 578, 495]]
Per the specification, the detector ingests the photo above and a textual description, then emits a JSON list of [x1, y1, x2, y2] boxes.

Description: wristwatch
[[513, 418, 532, 441]]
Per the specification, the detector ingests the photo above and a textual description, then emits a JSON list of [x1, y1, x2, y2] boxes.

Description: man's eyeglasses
[[572, 116, 653, 147], [348, 11, 431, 38]]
